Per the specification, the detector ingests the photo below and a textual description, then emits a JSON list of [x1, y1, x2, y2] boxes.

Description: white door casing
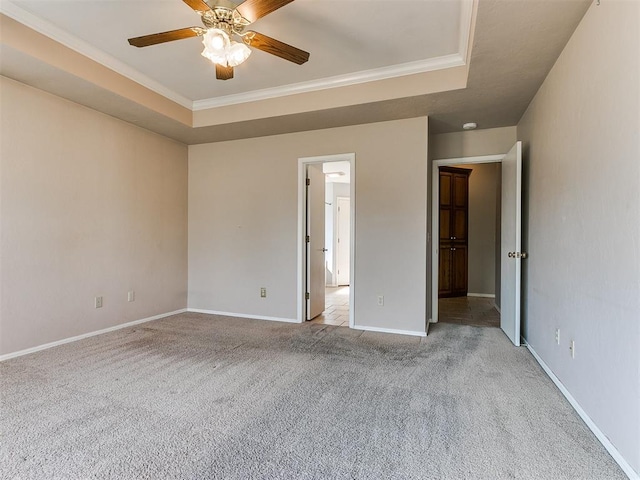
[[336, 196, 351, 286], [500, 141, 523, 346]]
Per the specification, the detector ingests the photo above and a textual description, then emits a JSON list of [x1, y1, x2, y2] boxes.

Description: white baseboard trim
[[467, 293, 495, 298], [352, 324, 427, 337], [0, 309, 188, 362], [526, 344, 639, 480], [188, 309, 299, 324]]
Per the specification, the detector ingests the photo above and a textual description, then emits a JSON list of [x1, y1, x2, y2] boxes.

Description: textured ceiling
[[0, 0, 592, 144]]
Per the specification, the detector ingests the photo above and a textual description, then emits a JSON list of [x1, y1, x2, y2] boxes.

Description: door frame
[[430, 154, 505, 325], [298, 153, 356, 327]]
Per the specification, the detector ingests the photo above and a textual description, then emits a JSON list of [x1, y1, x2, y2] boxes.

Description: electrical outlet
[[260, 287, 267, 298], [377, 295, 384, 306], [570, 340, 575, 359], [128, 291, 135, 302], [95, 296, 103, 308], [555, 328, 560, 345]]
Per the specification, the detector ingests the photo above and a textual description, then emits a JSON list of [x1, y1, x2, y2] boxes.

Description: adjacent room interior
[[309, 160, 352, 327], [1, 0, 638, 478], [437, 162, 501, 329]]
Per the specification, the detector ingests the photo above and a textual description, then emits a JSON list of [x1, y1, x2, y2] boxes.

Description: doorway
[[438, 162, 501, 327], [431, 143, 523, 345], [298, 153, 355, 327]]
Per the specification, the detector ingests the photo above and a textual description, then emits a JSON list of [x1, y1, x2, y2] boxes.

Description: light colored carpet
[[0, 313, 625, 479]]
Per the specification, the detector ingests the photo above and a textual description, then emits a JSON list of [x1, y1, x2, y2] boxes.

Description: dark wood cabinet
[[438, 167, 471, 298]]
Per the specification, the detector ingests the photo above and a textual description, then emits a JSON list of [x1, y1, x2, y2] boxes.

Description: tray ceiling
[[4, 0, 471, 107]]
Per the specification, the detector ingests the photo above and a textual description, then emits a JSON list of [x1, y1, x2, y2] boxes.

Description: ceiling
[[0, 0, 592, 144], [323, 161, 351, 184]]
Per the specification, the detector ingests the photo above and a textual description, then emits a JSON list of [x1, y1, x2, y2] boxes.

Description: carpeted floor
[[0, 313, 625, 479]]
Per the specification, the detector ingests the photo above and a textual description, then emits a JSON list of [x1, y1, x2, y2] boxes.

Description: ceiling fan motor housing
[[201, 7, 249, 36]]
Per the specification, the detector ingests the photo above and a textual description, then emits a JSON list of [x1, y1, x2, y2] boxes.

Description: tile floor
[[438, 296, 500, 328], [309, 286, 350, 326]]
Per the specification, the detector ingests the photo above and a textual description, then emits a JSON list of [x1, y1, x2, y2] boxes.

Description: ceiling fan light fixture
[[201, 28, 231, 65], [201, 28, 251, 68], [226, 41, 252, 67]]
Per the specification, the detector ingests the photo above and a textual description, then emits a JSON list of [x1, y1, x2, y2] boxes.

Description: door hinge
[[305, 292, 310, 300], [305, 235, 310, 243], [306, 178, 310, 186]]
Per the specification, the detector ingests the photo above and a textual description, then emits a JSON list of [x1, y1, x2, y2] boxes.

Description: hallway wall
[[189, 117, 429, 335], [517, 1, 640, 475]]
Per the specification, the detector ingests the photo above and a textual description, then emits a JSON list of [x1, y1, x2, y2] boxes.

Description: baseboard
[[352, 324, 427, 337], [188, 309, 298, 324], [526, 344, 639, 480], [0, 309, 188, 362], [467, 293, 495, 298]]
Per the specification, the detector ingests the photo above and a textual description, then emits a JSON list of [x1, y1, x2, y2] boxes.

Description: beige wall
[[0, 77, 189, 356], [518, 1, 639, 475], [457, 163, 500, 296], [189, 118, 429, 334], [429, 126, 516, 160]]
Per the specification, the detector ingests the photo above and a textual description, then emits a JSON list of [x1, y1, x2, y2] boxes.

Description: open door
[[500, 141, 523, 345], [306, 164, 326, 320]]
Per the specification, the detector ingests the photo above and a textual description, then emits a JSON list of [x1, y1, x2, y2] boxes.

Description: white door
[[306, 164, 326, 320], [500, 141, 523, 346], [336, 197, 350, 286]]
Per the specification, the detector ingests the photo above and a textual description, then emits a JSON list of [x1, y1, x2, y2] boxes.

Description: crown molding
[[0, 0, 194, 109], [193, 53, 466, 110], [458, 0, 475, 63]]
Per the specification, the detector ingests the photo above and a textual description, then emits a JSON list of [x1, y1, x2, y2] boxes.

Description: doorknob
[[321, 248, 328, 252], [508, 252, 514, 258]]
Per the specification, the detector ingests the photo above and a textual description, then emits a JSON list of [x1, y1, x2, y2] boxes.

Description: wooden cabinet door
[[439, 172, 452, 242], [451, 245, 468, 295], [452, 172, 469, 242], [439, 245, 467, 297], [438, 167, 471, 298], [439, 246, 453, 296]]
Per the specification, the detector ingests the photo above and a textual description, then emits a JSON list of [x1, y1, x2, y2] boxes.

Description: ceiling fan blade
[[235, 0, 295, 23], [128, 27, 203, 47], [246, 31, 309, 65], [182, 0, 211, 13], [216, 64, 234, 80]]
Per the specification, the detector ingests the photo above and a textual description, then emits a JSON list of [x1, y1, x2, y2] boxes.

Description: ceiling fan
[[128, 0, 309, 80]]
